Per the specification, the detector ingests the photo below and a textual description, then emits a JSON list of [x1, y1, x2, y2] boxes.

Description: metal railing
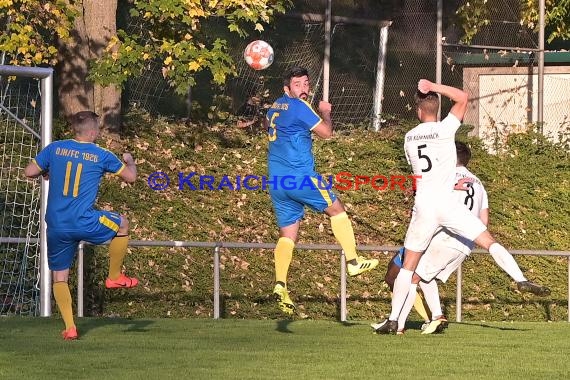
[[74, 240, 570, 322], [2, 237, 568, 320], [2, 237, 567, 320]]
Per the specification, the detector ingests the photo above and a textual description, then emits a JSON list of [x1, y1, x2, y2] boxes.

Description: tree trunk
[[57, 3, 94, 121], [57, 0, 121, 134], [84, 0, 121, 134]]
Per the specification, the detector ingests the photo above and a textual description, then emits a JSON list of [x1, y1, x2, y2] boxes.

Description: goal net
[[0, 65, 53, 316], [118, 8, 385, 128], [225, 18, 382, 130]]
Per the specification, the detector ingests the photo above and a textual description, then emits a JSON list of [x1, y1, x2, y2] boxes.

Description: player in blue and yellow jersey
[[265, 66, 379, 315], [24, 111, 138, 340]]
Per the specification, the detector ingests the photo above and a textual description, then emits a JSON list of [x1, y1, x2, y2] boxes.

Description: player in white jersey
[[374, 141, 549, 335], [374, 80, 551, 334]]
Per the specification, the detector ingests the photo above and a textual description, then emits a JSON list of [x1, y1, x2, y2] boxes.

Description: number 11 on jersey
[[63, 161, 83, 197]]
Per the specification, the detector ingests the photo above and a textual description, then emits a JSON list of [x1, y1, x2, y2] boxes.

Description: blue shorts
[[393, 247, 405, 268], [47, 211, 121, 271], [269, 175, 337, 227]]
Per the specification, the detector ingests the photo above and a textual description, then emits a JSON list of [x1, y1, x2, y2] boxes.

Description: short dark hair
[[414, 90, 439, 115], [70, 111, 99, 135], [455, 141, 471, 166], [283, 66, 309, 87]]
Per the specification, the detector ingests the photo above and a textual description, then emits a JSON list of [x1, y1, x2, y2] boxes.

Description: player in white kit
[[374, 80, 551, 334], [373, 141, 550, 335]]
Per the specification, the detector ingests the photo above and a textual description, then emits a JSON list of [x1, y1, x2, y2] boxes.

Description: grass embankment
[[65, 111, 569, 322]]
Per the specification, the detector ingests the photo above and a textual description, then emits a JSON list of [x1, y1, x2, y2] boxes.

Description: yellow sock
[[330, 212, 357, 261], [108, 235, 129, 280], [414, 292, 431, 322], [53, 282, 75, 330], [274, 237, 295, 285]]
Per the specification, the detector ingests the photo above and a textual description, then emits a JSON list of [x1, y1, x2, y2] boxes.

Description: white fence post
[[340, 250, 347, 322], [214, 245, 220, 319], [456, 264, 462, 322], [77, 242, 84, 317]]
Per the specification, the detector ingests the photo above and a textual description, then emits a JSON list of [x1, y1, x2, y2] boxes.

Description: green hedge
[[69, 111, 569, 322]]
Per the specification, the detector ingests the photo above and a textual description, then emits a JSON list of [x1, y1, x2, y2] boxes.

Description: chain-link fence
[[439, 0, 565, 148], [224, 17, 384, 131]]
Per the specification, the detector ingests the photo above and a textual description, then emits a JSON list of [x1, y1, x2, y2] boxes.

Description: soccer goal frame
[[0, 65, 53, 317], [290, 10, 391, 131]]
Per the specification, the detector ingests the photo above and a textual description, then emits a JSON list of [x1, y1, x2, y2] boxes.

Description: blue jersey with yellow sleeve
[[266, 94, 322, 176], [32, 139, 125, 230]]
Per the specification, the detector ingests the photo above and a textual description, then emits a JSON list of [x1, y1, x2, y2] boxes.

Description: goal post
[[0, 65, 53, 317], [224, 12, 392, 133]]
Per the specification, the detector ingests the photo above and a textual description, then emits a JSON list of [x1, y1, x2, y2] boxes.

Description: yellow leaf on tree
[[164, 56, 173, 65], [188, 61, 200, 71], [188, 8, 205, 17], [56, 26, 69, 38], [106, 35, 119, 52]]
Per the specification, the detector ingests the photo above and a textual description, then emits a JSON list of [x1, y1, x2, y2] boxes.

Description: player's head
[[283, 66, 310, 100], [414, 90, 439, 121], [71, 111, 100, 141], [455, 141, 471, 167]]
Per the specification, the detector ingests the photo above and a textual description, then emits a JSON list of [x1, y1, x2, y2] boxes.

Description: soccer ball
[[244, 40, 274, 70]]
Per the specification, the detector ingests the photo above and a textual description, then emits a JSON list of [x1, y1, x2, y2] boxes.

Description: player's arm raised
[[118, 153, 137, 183], [312, 100, 333, 139], [418, 79, 468, 121]]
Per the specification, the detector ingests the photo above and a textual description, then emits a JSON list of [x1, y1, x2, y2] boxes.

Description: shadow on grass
[[455, 321, 528, 331], [339, 321, 362, 327], [78, 317, 155, 338], [273, 316, 362, 334], [275, 319, 294, 334]]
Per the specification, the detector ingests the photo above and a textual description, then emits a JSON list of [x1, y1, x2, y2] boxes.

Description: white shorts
[[415, 230, 469, 283], [404, 196, 486, 253]]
